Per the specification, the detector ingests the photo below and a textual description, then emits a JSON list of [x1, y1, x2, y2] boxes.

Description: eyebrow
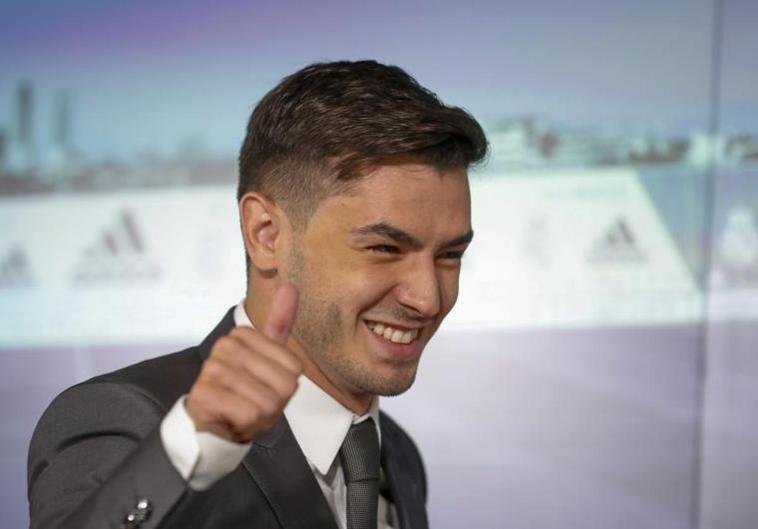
[[351, 222, 474, 250]]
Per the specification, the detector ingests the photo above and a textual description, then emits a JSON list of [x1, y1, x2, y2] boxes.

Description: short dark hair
[[238, 60, 488, 225]]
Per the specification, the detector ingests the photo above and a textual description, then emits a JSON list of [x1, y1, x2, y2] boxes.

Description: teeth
[[368, 321, 420, 344]]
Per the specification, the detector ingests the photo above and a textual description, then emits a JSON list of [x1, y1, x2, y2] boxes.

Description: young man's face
[[285, 161, 472, 399]]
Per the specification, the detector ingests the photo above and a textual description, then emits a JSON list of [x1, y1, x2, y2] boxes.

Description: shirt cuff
[[160, 395, 252, 491]]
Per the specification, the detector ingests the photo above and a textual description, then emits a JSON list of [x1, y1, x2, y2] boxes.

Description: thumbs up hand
[[186, 284, 303, 443]]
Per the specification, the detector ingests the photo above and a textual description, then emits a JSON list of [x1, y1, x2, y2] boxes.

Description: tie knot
[[339, 418, 380, 483]]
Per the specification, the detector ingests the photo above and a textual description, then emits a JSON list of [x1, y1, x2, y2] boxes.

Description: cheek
[[303, 253, 385, 317], [299, 238, 347, 290], [347, 270, 396, 310], [439, 269, 461, 313]]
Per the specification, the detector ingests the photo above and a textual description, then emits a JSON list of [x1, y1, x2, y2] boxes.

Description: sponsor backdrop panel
[[699, 1, 758, 527], [3, 1, 753, 528], [0, 187, 245, 346]]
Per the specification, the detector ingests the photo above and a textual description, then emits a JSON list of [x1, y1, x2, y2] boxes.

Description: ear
[[239, 191, 288, 272]]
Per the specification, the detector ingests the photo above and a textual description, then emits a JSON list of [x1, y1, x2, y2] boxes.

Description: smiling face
[[282, 161, 472, 406]]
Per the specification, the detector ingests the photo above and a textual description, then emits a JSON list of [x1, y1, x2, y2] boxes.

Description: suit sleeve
[[28, 381, 189, 529]]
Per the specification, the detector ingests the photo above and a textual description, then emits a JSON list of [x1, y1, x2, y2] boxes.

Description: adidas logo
[[0, 245, 33, 288], [71, 210, 161, 283], [587, 218, 646, 263]]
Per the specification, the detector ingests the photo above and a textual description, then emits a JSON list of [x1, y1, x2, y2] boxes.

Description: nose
[[395, 256, 441, 319]]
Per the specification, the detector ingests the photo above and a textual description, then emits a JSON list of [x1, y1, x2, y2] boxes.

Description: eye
[[368, 244, 400, 254], [439, 250, 465, 261]]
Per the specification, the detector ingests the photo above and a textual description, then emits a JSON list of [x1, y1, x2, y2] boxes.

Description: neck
[[300, 359, 374, 416], [243, 296, 373, 415]]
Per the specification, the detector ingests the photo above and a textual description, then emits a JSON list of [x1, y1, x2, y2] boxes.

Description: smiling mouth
[[365, 321, 421, 344]]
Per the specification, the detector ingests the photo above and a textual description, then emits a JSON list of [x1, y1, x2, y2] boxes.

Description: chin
[[358, 363, 419, 397]]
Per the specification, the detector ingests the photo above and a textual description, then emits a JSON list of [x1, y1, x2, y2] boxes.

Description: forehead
[[309, 162, 472, 235]]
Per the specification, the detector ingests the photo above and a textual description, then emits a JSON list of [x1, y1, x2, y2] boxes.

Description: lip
[[363, 319, 425, 332], [364, 320, 424, 362]]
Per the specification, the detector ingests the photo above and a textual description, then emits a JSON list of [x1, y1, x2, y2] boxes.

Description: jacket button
[[120, 498, 152, 528], [121, 512, 140, 529], [135, 498, 152, 521]]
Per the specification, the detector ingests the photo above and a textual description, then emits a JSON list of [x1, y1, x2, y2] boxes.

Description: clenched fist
[[186, 283, 303, 443]]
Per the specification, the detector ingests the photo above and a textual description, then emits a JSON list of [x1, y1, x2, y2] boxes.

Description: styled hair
[[237, 60, 488, 225]]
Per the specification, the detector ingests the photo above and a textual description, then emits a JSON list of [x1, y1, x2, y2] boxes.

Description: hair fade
[[238, 60, 488, 224]]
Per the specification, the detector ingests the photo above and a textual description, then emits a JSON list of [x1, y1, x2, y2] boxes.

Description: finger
[[219, 340, 299, 398], [263, 282, 299, 344], [210, 338, 300, 408], [187, 383, 265, 442], [216, 368, 286, 423], [227, 328, 302, 375], [205, 354, 289, 414]]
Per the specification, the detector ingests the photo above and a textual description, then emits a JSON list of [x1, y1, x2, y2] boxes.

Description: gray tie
[[339, 419, 380, 529]]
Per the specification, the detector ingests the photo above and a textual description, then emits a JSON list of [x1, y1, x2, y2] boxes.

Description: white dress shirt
[[159, 302, 397, 529]]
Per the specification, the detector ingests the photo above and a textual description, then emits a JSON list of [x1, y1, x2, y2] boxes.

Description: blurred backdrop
[[1, 0, 757, 528]]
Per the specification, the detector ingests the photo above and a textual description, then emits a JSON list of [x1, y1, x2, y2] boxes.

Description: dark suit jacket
[[28, 308, 429, 529]]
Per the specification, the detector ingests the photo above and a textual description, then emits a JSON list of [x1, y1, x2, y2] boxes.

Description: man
[[28, 60, 487, 529]]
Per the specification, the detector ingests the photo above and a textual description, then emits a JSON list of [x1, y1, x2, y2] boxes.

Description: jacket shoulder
[[86, 345, 204, 409], [29, 345, 204, 482], [27, 346, 205, 529]]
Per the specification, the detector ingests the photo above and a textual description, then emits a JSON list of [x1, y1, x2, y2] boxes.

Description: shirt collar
[[233, 300, 381, 475]]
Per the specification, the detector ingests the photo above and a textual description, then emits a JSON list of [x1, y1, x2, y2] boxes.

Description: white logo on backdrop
[[711, 204, 758, 288], [719, 205, 758, 269]]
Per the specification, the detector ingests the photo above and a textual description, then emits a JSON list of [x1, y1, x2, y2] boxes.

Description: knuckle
[[202, 358, 225, 378], [190, 380, 209, 398], [186, 395, 211, 423], [185, 392, 199, 410], [228, 326, 248, 340], [212, 336, 234, 354], [188, 383, 204, 399], [190, 385, 216, 409], [232, 326, 259, 344], [216, 335, 233, 348]]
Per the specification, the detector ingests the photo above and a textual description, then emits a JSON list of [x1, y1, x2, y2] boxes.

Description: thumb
[[263, 282, 299, 344]]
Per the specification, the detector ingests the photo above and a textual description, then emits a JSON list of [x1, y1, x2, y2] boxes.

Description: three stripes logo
[[587, 218, 646, 263], [71, 210, 161, 283], [0, 245, 34, 288]]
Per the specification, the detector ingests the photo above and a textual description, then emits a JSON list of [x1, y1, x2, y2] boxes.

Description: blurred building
[[16, 82, 35, 170], [0, 129, 7, 172]]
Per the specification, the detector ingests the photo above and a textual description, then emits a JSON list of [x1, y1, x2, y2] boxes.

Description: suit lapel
[[380, 418, 428, 529], [242, 417, 339, 529], [198, 307, 236, 360]]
